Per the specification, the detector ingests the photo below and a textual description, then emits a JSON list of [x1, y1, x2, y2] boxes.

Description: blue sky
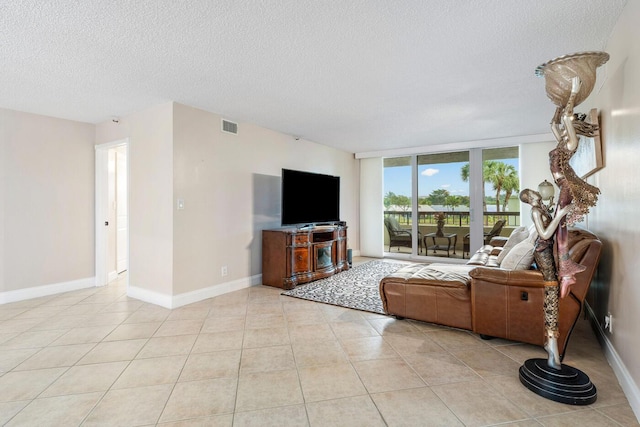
[[384, 158, 519, 198]]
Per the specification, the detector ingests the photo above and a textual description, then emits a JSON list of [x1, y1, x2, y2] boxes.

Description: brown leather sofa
[[379, 228, 601, 358]]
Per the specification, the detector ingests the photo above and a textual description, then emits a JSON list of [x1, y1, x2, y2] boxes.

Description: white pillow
[[496, 226, 529, 264], [500, 239, 535, 270]]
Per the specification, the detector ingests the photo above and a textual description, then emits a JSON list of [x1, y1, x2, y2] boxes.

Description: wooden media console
[[262, 225, 348, 289]]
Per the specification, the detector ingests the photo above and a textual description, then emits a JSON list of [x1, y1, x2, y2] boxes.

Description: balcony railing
[[384, 210, 520, 227]]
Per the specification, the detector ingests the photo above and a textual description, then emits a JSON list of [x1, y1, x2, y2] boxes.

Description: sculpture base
[[519, 358, 597, 405]]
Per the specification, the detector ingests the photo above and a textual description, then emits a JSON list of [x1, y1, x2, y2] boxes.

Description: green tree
[[426, 189, 450, 205], [384, 191, 411, 211], [444, 195, 461, 211], [501, 170, 520, 211], [485, 161, 517, 212], [461, 161, 517, 212], [461, 162, 494, 211]]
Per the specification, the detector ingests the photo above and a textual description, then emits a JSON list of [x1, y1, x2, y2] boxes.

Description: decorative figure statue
[[548, 76, 601, 299], [517, 51, 607, 405], [522, 52, 608, 370], [519, 189, 569, 369]]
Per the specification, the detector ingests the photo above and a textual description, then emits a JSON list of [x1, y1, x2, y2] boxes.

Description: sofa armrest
[[469, 267, 545, 287], [489, 236, 508, 247], [470, 266, 547, 348]]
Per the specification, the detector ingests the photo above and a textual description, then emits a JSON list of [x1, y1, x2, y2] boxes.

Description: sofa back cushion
[[496, 226, 529, 264], [500, 239, 535, 270]]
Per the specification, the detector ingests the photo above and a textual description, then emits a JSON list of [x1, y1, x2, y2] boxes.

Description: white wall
[[172, 103, 359, 296], [359, 157, 384, 257], [96, 102, 174, 297], [580, 0, 640, 417], [0, 108, 95, 293], [95, 102, 359, 304]]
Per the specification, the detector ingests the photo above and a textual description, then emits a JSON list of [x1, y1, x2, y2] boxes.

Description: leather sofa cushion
[[382, 263, 475, 289]]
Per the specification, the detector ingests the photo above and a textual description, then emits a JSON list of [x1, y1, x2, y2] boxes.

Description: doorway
[[96, 139, 129, 286]]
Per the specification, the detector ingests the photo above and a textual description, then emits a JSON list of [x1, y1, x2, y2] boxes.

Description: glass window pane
[[481, 147, 520, 237], [417, 151, 469, 258], [383, 157, 413, 254]]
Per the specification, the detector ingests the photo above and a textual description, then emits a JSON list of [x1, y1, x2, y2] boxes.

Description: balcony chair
[[384, 217, 422, 254], [463, 219, 506, 258]]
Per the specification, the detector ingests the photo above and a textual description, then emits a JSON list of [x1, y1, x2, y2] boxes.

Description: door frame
[[95, 138, 130, 286]]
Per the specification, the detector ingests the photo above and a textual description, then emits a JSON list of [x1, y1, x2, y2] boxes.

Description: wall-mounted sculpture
[[519, 51, 609, 405]]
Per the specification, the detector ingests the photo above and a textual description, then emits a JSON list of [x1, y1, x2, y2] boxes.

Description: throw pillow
[[496, 226, 529, 264], [500, 239, 535, 270]]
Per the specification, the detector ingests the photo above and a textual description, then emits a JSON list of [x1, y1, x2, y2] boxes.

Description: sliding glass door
[[383, 147, 520, 259], [417, 152, 469, 258]]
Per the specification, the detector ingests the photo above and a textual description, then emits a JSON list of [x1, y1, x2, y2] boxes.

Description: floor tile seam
[[304, 392, 387, 426], [489, 342, 532, 364], [436, 347, 511, 386], [21, 364, 75, 407], [11, 341, 101, 372], [376, 350, 442, 389], [591, 405, 635, 426], [464, 373, 546, 422], [343, 354, 402, 399], [168, 367, 217, 425], [292, 339, 351, 368], [366, 388, 429, 427], [0, 399, 35, 427], [531, 407, 607, 424], [230, 401, 310, 424], [68, 346, 139, 419], [379, 332, 448, 356], [129, 356, 189, 426], [233, 314, 252, 419], [427, 379, 530, 427], [288, 348, 315, 426], [50, 324, 120, 346]]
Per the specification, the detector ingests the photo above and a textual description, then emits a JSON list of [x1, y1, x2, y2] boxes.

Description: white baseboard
[[585, 304, 640, 421], [128, 274, 262, 309], [0, 277, 96, 305]]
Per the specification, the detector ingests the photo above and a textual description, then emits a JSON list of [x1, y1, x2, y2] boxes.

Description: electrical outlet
[[604, 313, 613, 333], [221, 266, 228, 277]]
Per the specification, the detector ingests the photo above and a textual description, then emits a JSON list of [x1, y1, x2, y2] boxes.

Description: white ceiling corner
[[0, 0, 628, 154]]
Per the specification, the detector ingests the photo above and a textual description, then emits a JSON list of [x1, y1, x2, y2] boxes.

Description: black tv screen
[[281, 168, 340, 226]]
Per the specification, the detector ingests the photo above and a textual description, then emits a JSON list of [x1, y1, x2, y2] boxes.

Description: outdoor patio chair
[[463, 219, 506, 258], [384, 217, 422, 254]]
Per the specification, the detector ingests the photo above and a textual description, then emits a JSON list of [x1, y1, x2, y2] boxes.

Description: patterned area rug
[[281, 260, 406, 314]]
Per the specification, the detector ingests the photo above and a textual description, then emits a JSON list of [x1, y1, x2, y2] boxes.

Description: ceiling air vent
[[221, 119, 238, 135]]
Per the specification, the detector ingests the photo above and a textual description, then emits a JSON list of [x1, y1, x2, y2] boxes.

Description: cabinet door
[[292, 247, 310, 273], [315, 242, 333, 271]]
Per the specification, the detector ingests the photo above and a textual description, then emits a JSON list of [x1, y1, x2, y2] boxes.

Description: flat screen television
[[281, 168, 340, 227]]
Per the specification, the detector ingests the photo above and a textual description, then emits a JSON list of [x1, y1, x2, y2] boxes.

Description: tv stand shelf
[[262, 225, 348, 289]]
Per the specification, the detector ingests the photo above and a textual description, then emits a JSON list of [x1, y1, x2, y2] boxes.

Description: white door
[[95, 139, 129, 287], [116, 146, 129, 273]]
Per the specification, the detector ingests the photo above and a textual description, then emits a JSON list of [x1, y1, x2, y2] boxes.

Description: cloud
[[441, 184, 450, 188], [421, 168, 439, 176]]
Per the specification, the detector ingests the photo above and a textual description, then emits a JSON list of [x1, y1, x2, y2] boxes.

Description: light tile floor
[[0, 258, 638, 426]]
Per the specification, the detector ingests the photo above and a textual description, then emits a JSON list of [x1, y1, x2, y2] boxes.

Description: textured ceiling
[[1, 0, 627, 154]]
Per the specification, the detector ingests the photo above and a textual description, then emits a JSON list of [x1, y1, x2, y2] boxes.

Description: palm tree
[[461, 161, 518, 213], [485, 162, 517, 212], [501, 171, 520, 211], [461, 161, 497, 212]]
